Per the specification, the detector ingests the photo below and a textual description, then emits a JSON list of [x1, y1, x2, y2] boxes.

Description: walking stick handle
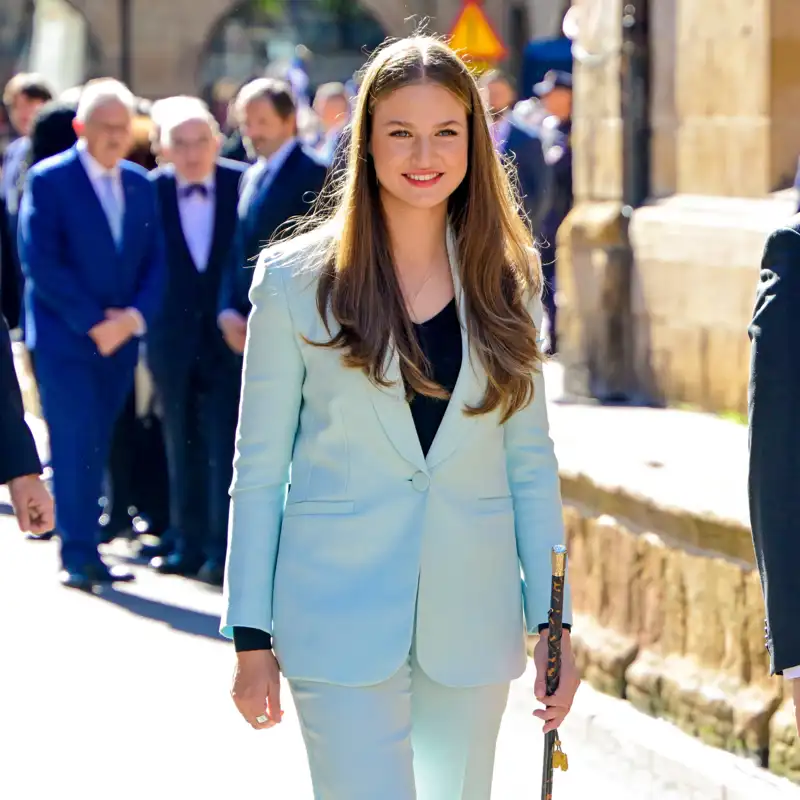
[[541, 544, 568, 800]]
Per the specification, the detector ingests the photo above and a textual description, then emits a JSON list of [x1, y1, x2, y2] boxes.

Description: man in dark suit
[[217, 78, 328, 353], [0, 312, 53, 534], [479, 70, 551, 238], [748, 217, 800, 732], [18, 79, 165, 589], [147, 99, 246, 584]]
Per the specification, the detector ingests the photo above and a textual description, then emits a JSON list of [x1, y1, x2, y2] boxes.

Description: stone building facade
[[7, 0, 569, 99], [559, 0, 800, 415]]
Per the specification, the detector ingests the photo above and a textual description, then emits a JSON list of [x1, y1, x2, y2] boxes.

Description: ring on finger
[[256, 714, 269, 724]]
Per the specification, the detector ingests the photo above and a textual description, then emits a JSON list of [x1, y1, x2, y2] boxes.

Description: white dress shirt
[[77, 139, 125, 226], [77, 139, 145, 336], [175, 172, 215, 273]]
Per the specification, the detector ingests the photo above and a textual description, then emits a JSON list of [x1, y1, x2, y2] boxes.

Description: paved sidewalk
[[543, 361, 749, 529], [3, 361, 795, 799], [1, 518, 797, 799]]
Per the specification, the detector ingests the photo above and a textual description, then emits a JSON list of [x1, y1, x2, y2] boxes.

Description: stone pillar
[[674, 0, 800, 198], [559, 0, 800, 414], [554, 0, 645, 402]]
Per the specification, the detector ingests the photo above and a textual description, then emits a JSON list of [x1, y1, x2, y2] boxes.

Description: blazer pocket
[[476, 496, 514, 514], [283, 500, 355, 517]]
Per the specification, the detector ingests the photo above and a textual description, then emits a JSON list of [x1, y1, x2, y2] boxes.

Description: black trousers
[[149, 348, 241, 562], [105, 388, 170, 536]]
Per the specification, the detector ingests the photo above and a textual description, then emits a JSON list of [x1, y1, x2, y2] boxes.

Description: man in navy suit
[[217, 78, 328, 353], [479, 70, 551, 238], [18, 79, 165, 589], [147, 99, 246, 584]]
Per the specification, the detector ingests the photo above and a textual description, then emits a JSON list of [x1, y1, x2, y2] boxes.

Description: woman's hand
[[532, 630, 581, 733], [231, 650, 284, 730]]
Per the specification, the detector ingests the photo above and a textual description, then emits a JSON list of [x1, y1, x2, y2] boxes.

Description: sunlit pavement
[[2, 512, 799, 800]]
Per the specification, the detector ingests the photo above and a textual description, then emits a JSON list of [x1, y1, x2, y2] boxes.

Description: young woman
[[222, 35, 580, 799]]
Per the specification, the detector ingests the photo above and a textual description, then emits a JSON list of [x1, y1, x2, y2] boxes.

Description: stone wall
[[546, 474, 799, 779], [58, 0, 526, 99], [559, 0, 800, 413]]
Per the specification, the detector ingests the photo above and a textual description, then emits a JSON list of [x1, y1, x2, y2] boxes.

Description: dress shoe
[[151, 552, 204, 577], [59, 562, 135, 590], [97, 524, 135, 546], [197, 558, 224, 587], [138, 539, 175, 561]]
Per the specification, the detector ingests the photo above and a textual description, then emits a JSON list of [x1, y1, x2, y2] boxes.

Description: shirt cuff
[[232, 627, 273, 652], [538, 623, 572, 634], [784, 664, 800, 679], [126, 307, 146, 337]]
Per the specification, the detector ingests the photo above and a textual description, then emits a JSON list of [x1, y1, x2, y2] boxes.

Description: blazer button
[[411, 471, 430, 492]]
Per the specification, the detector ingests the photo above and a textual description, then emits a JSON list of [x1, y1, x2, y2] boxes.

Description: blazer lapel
[[368, 226, 486, 474], [369, 344, 428, 474], [206, 163, 231, 269], [161, 176, 194, 266], [120, 170, 139, 252], [425, 227, 487, 470]]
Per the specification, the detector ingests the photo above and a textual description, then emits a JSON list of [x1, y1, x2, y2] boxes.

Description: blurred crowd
[[0, 57, 572, 590]]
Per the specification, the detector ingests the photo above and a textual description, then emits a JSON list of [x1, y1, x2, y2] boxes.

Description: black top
[[408, 298, 462, 455], [232, 296, 566, 652]]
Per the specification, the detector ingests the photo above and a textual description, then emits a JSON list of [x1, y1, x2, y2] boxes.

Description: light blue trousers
[[289, 648, 510, 800]]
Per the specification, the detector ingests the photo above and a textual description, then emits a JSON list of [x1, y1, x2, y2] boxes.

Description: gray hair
[[158, 98, 219, 148], [75, 79, 135, 123]]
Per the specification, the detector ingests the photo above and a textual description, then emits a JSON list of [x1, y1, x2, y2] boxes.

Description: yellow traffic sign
[[449, 0, 508, 63]]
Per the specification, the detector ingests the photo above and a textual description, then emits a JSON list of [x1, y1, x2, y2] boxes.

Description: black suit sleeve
[[0, 312, 41, 485], [748, 225, 800, 675]]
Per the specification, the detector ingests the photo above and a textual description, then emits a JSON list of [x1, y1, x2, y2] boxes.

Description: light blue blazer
[[221, 228, 572, 688]]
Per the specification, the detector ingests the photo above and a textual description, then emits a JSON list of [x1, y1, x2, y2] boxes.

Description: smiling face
[[369, 82, 469, 214]]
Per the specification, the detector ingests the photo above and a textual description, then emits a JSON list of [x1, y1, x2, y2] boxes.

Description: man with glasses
[[146, 99, 246, 585], [17, 78, 165, 590]]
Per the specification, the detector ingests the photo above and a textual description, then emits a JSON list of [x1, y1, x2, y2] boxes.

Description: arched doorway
[[199, 0, 387, 105]]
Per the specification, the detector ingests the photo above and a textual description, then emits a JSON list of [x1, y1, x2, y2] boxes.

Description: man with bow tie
[[17, 79, 166, 590], [146, 99, 247, 584]]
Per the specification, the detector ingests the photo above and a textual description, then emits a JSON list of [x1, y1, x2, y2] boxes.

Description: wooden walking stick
[[541, 544, 569, 800]]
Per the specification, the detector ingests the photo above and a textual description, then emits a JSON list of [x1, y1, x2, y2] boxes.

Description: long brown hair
[[303, 36, 543, 423]]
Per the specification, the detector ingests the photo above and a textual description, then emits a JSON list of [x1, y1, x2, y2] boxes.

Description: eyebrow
[[383, 119, 464, 127]]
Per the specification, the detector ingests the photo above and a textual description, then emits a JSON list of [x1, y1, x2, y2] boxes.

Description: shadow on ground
[[94, 586, 225, 642]]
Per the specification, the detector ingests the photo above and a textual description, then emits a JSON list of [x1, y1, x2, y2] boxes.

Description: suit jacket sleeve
[[748, 225, 800, 675], [503, 296, 571, 633], [221, 248, 305, 638], [18, 170, 106, 336], [130, 184, 167, 328], [0, 312, 40, 485]]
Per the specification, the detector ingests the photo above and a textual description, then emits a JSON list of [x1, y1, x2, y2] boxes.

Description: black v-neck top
[[408, 297, 462, 456], [232, 296, 565, 652]]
